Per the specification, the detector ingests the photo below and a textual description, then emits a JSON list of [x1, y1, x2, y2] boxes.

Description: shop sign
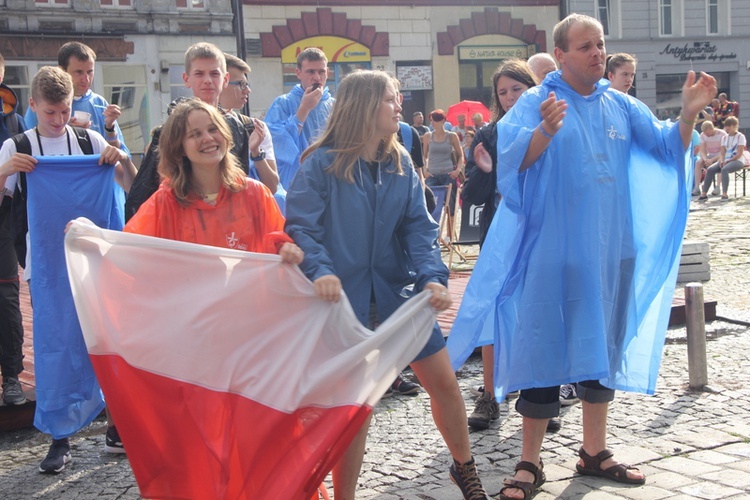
[[281, 36, 370, 64], [458, 45, 534, 61], [659, 41, 737, 62], [397, 65, 433, 91]]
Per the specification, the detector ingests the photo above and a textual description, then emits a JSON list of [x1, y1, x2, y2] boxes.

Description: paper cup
[[74, 110, 91, 125]]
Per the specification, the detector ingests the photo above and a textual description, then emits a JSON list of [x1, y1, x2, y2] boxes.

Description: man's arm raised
[[520, 92, 567, 171]]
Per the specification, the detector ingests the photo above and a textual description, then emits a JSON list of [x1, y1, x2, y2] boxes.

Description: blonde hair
[[184, 42, 226, 74], [31, 66, 73, 104], [158, 99, 246, 204], [301, 70, 403, 182], [700, 120, 715, 132]]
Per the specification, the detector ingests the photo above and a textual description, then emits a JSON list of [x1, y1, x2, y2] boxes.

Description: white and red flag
[[64, 218, 436, 499]]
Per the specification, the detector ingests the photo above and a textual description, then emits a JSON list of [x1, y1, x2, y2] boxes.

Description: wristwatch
[[250, 150, 266, 162]]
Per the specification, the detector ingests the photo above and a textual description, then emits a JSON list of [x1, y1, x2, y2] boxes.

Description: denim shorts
[[368, 303, 445, 363]]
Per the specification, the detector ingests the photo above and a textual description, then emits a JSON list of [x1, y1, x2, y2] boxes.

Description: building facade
[[0, 0, 239, 156], [242, 1, 561, 121], [3, 0, 744, 154]]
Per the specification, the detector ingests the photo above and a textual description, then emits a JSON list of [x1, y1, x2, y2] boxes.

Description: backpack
[[10, 127, 94, 267], [124, 126, 162, 222], [398, 122, 413, 154], [3, 113, 20, 138]]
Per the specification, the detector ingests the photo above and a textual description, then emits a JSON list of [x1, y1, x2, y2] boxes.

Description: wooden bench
[[677, 240, 710, 284], [670, 240, 715, 326], [735, 165, 750, 197]]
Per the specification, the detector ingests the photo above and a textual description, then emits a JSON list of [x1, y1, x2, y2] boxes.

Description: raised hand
[[681, 71, 717, 120]]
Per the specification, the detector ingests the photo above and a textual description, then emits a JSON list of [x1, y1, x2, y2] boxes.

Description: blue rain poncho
[[27, 155, 119, 438], [285, 146, 448, 330], [447, 72, 692, 399], [265, 85, 334, 189]]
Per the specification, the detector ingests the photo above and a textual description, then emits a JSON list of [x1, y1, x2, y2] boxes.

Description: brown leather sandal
[[498, 458, 545, 499], [576, 448, 646, 485]]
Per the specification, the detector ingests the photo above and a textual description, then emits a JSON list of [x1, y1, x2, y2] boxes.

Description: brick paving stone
[[678, 481, 746, 499], [687, 449, 741, 465], [699, 468, 750, 489], [652, 456, 723, 476], [613, 484, 675, 499], [645, 470, 700, 489], [726, 459, 750, 474]]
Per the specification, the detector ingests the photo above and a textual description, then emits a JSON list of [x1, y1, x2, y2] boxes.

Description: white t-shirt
[[0, 126, 110, 280], [721, 131, 747, 160], [700, 128, 728, 157]]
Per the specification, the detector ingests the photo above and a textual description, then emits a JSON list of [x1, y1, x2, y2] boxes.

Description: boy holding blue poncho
[[0, 66, 135, 474]]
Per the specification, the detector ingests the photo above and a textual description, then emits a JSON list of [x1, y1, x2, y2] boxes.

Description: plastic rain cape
[[447, 73, 692, 399], [28, 154, 119, 438]]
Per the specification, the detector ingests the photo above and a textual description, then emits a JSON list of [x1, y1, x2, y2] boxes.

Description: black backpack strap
[[11, 131, 32, 157], [70, 126, 94, 155], [124, 126, 162, 222]]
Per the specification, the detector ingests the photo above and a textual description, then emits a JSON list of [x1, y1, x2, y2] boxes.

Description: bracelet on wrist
[[678, 115, 697, 125], [537, 125, 554, 140], [104, 124, 116, 133]]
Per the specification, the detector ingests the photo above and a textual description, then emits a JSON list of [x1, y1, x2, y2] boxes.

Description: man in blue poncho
[[446, 14, 716, 499], [264, 48, 334, 190]]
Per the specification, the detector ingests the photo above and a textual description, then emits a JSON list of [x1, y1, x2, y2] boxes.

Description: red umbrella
[[446, 101, 491, 127]]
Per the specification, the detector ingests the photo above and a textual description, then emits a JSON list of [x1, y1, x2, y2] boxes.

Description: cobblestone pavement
[[1, 196, 749, 499]]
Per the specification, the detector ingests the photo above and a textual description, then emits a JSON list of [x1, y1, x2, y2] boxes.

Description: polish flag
[[64, 218, 436, 499]]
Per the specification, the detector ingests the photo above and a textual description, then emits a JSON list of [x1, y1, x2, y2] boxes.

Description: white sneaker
[[711, 186, 721, 196]]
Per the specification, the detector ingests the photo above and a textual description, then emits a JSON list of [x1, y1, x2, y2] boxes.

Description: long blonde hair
[[301, 70, 403, 182], [158, 99, 246, 204]]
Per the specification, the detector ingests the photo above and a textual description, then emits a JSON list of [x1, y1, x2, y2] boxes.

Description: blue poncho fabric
[[28, 155, 119, 438], [447, 72, 691, 399], [265, 85, 334, 189], [25, 91, 129, 227]]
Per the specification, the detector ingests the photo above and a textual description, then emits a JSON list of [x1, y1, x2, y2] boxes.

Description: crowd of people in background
[[0, 11, 728, 499]]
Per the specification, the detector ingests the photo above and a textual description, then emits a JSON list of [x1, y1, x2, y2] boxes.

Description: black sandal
[[498, 458, 545, 500], [576, 448, 646, 485]]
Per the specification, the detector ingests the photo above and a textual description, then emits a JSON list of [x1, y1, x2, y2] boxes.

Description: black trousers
[[0, 196, 24, 378]]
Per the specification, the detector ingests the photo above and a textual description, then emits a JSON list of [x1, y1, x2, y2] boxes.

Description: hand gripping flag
[[64, 218, 436, 499]]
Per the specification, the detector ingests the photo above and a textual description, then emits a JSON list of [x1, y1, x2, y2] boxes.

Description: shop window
[[708, 0, 719, 34], [102, 65, 150, 155], [2, 65, 30, 117], [659, 0, 683, 37], [706, 0, 730, 36], [458, 61, 497, 109], [100, 0, 133, 7], [656, 71, 729, 120], [597, 0, 621, 38], [176, 0, 204, 10]]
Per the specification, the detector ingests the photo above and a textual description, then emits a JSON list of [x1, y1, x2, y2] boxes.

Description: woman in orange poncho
[[125, 98, 302, 263]]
